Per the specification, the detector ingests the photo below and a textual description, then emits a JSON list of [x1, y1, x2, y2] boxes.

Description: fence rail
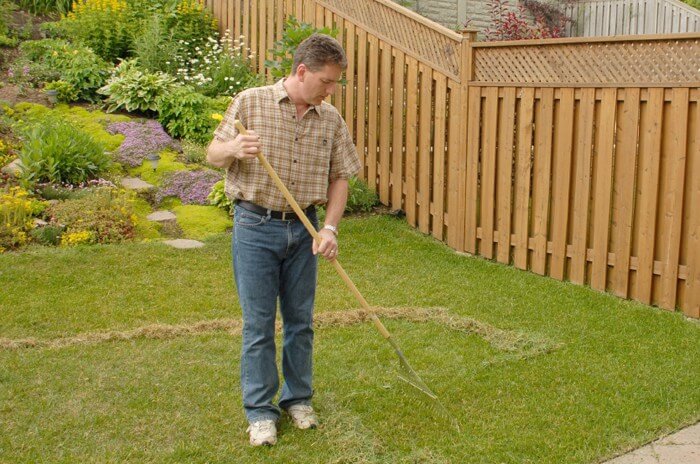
[[205, 0, 700, 318], [565, 0, 700, 36]]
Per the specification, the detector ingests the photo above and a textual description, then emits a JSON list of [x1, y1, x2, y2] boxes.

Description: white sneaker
[[246, 419, 277, 446], [285, 404, 318, 430]]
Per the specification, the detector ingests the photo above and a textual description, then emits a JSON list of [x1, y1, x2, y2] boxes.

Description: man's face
[[298, 63, 343, 106]]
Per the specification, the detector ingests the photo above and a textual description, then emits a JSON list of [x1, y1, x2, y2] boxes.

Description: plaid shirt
[[214, 79, 360, 211]]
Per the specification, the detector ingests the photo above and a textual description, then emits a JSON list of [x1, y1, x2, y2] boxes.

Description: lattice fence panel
[[317, 0, 463, 80], [473, 37, 700, 85]]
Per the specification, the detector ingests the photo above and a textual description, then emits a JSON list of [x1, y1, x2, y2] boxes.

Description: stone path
[[604, 422, 699, 464]]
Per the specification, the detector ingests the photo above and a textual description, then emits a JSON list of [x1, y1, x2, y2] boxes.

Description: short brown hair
[[291, 33, 347, 75]]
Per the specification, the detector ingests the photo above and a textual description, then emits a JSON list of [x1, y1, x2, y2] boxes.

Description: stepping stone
[[147, 210, 177, 222], [1, 158, 24, 176], [163, 239, 204, 249], [121, 177, 154, 191]]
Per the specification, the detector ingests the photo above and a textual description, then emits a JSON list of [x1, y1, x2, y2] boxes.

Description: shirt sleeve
[[213, 92, 247, 141], [328, 113, 361, 182]]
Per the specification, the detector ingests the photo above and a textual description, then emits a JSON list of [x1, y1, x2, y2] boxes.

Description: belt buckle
[[281, 211, 292, 221]]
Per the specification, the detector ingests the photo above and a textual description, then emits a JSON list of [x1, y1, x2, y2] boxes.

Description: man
[[206, 34, 360, 446]]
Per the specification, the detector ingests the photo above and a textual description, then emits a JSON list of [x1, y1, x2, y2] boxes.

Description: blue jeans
[[232, 204, 318, 423]]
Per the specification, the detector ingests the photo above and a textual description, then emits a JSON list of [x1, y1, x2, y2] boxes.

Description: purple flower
[[22, 66, 30, 76], [156, 169, 221, 205], [107, 120, 180, 167], [7, 69, 14, 78]]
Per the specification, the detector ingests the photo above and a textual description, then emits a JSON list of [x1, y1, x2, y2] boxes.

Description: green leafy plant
[[29, 224, 64, 246], [14, 0, 72, 15], [207, 179, 231, 213], [345, 176, 378, 214], [44, 80, 79, 103], [19, 117, 111, 185], [132, 13, 178, 74], [156, 85, 228, 143], [18, 39, 110, 102], [0, 0, 19, 49], [179, 140, 207, 164], [265, 16, 338, 79], [98, 59, 177, 113]]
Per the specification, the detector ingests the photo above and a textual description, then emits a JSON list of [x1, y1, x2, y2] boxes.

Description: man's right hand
[[231, 130, 261, 160]]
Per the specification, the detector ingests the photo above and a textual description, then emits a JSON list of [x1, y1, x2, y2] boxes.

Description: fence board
[[513, 88, 535, 270], [611, 88, 640, 297], [550, 88, 575, 280], [570, 88, 596, 285], [531, 88, 554, 275], [464, 86, 481, 254], [367, 35, 379, 192], [391, 50, 406, 209], [496, 87, 516, 264], [480, 87, 499, 259], [685, 99, 700, 317], [379, 42, 392, 204], [344, 22, 355, 141], [355, 28, 368, 178], [659, 88, 689, 309], [405, 56, 419, 227], [432, 74, 447, 240], [634, 88, 664, 304], [418, 63, 433, 235], [591, 88, 617, 291]]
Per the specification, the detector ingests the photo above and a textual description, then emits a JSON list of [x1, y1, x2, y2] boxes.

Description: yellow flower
[[210, 113, 223, 121]]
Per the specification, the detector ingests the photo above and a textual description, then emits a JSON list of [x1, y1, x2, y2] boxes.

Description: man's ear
[[297, 63, 307, 82]]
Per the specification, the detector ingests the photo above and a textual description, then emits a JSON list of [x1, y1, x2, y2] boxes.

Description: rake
[[234, 120, 438, 401]]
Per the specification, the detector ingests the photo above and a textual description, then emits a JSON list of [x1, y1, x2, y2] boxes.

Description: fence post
[[447, 29, 477, 252]]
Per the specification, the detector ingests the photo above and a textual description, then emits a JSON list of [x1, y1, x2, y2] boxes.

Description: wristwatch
[[322, 224, 338, 236]]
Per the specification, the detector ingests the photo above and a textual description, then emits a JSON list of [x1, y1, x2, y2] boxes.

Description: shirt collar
[[273, 78, 321, 115]]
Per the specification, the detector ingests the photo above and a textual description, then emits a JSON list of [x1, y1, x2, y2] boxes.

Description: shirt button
[[291, 182, 295, 185], [295, 137, 298, 141], [293, 160, 297, 163]]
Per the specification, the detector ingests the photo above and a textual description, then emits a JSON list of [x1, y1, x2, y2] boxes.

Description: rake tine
[[234, 120, 438, 401]]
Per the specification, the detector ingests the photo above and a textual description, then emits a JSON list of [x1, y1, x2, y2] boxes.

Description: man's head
[[289, 34, 347, 106], [291, 33, 347, 75]]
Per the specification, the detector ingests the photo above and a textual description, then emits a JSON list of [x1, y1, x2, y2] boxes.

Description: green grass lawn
[[1, 215, 698, 463]]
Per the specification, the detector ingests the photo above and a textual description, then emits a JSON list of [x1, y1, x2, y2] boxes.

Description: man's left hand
[[313, 228, 338, 261]]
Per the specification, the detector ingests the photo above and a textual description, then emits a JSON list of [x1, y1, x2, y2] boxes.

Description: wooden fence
[[204, 0, 700, 319], [565, 0, 700, 36]]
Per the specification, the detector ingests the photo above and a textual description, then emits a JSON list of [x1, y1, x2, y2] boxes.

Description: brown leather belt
[[236, 200, 314, 221]]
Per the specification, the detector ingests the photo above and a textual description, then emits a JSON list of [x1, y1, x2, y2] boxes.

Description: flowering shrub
[[156, 169, 221, 205], [484, 0, 567, 41], [0, 186, 34, 252], [172, 31, 262, 97], [107, 120, 179, 167], [47, 187, 137, 244], [98, 59, 177, 113], [19, 117, 111, 185], [166, 0, 217, 57], [58, 0, 135, 62]]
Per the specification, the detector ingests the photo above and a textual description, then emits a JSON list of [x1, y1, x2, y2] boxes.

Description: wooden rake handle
[[234, 120, 391, 339]]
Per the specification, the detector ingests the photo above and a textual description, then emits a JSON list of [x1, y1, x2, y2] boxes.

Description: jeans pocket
[[236, 210, 266, 227]]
